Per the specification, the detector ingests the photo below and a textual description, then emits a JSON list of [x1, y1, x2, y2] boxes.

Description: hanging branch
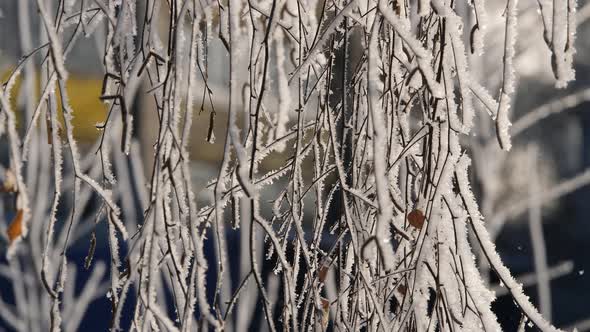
[[0, 0, 581, 330]]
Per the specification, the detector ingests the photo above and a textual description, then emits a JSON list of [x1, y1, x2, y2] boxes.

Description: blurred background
[[1, 0, 590, 330]]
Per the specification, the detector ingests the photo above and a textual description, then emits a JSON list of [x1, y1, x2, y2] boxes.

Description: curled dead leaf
[[7, 209, 23, 243], [321, 297, 330, 310], [408, 209, 425, 229], [394, 2, 401, 15], [320, 297, 330, 330], [46, 116, 53, 144], [318, 264, 329, 283], [397, 283, 407, 295]]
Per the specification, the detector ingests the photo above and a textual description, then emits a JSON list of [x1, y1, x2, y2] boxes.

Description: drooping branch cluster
[[0, 0, 579, 331]]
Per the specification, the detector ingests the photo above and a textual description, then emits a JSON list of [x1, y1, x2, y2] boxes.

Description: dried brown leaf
[[7, 209, 23, 243], [320, 297, 330, 330], [318, 264, 329, 283], [397, 283, 407, 295], [408, 209, 425, 229]]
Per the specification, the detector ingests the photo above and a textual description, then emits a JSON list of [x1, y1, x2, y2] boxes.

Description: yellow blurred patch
[[2, 70, 106, 142]]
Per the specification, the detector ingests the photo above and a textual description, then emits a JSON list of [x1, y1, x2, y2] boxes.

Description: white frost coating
[[469, 0, 488, 55], [379, 0, 444, 99], [2, 66, 23, 100], [227, 0, 255, 198], [274, 29, 291, 151], [0, 92, 31, 259], [551, 0, 577, 88], [184, 18, 200, 148], [101, 137, 117, 184], [1, 0, 578, 329], [35, 0, 68, 80], [469, 79, 499, 119], [456, 156, 563, 332], [495, 0, 519, 151], [432, 0, 474, 132], [446, 194, 502, 331], [57, 256, 68, 293], [22, 74, 58, 156], [442, 50, 462, 132], [289, 1, 357, 81], [367, 22, 396, 270], [59, 79, 128, 240], [418, 0, 431, 16]]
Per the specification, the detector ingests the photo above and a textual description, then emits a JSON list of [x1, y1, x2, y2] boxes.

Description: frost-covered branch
[[0, 0, 582, 330]]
